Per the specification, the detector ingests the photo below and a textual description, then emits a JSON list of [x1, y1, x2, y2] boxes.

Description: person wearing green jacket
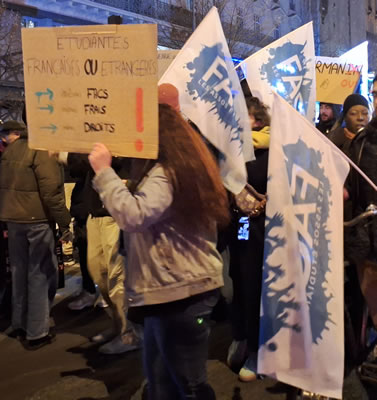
[[0, 120, 71, 350]]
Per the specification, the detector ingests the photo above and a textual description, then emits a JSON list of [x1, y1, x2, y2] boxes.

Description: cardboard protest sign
[[316, 56, 362, 104], [22, 24, 158, 158], [157, 50, 179, 79]]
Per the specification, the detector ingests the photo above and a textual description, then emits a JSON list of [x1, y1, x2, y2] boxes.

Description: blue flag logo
[[260, 42, 312, 115], [260, 139, 333, 352], [186, 44, 243, 151]]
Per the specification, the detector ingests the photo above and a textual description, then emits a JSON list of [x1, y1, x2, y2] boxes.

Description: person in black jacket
[[327, 94, 369, 154], [344, 116, 377, 329], [227, 97, 270, 382], [66, 154, 97, 310], [316, 102, 340, 135]]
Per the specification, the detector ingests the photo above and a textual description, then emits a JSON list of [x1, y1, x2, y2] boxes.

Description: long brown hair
[[157, 104, 229, 231]]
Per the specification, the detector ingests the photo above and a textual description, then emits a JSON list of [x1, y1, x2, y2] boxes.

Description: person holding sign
[[88, 104, 229, 399]]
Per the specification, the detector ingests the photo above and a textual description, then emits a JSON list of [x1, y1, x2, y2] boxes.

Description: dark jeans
[[142, 291, 218, 400], [73, 218, 95, 294], [228, 214, 264, 353], [7, 222, 57, 339]]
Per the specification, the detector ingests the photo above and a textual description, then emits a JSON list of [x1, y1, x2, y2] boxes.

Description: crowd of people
[[1, 75, 377, 398]]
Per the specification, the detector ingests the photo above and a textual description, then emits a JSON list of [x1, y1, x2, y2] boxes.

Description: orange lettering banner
[[316, 56, 362, 104]]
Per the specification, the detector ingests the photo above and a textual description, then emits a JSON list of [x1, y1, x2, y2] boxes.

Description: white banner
[[241, 22, 316, 123], [159, 7, 253, 194], [258, 93, 349, 399]]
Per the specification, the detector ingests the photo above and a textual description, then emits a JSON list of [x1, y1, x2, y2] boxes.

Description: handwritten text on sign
[[315, 56, 362, 104], [22, 24, 158, 158]]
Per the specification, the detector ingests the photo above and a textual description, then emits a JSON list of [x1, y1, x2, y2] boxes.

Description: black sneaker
[[8, 328, 26, 341], [24, 332, 56, 351]]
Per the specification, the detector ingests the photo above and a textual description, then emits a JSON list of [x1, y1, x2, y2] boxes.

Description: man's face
[[344, 105, 369, 134], [1, 132, 19, 145], [319, 104, 334, 122], [372, 81, 377, 112]]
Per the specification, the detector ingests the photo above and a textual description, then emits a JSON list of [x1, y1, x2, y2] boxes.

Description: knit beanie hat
[[342, 94, 369, 116]]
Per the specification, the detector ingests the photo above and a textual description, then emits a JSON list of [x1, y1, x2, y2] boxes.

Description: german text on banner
[[258, 93, 349, 399], [159, 7, 253, 194], [241, 22, 316, 123], [316, 56, 362, 104]]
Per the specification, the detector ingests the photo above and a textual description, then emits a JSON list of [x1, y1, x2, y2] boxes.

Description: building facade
[[1, 0, 376, 120]]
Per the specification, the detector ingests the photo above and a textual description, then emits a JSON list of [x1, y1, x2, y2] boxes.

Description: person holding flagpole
[[227, 96, 271, 382]]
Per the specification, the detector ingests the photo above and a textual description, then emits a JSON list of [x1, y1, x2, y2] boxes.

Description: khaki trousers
[[357, 259, 377, 328], [87, 216, 127, 336]]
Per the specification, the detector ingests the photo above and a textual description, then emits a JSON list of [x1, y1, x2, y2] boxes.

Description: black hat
[[0, 120, 26, 134], [342, 94, 369, 117]]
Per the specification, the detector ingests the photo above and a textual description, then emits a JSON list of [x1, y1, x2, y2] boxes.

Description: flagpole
[[310, 117, 377, 192], [270, 92, 377, 193]]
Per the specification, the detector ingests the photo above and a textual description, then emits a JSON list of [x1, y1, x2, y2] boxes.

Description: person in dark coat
[[328, 94, 369, 155], [316, 102, 341, 135], [66, 154, 97, 310], [227, 97, 270, 382], [0, 121, 71, 350], [344, 116, 377, 329]]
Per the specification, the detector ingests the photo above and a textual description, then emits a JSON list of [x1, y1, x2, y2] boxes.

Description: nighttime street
[[2, 1, 377, 400], [0, 266, 288, 400], [0, 267, 376, 399]]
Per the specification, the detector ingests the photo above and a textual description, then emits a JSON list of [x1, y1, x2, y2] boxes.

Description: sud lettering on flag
[[259, 93, 349, 399], [240, 22, 316, 123], [159, 7, 253, 195]]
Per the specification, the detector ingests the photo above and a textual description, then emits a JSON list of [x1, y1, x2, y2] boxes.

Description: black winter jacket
[[0, 133, 71, 230], [67, 153, 131, 218], [344, 118, 377, 263]]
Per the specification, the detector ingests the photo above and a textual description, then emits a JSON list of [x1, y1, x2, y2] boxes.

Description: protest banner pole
[[294, 98, 377, 192], [317, 128, 377, 192]]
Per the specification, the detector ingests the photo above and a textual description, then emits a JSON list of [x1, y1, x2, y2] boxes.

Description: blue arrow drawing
[[35, 88, 54, 103], [38, 104, 54, 114], [40, 124, 57, 133]]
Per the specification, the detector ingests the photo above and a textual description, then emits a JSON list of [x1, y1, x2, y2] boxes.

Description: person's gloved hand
[[60, 228, 73, 243]]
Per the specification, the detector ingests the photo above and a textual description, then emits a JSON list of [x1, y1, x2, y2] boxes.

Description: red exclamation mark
[[135, 87, 144, 152]]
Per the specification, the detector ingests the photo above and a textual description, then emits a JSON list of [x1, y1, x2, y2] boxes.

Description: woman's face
[[344, 105, 369, 134], [249, 114, 256, 129]]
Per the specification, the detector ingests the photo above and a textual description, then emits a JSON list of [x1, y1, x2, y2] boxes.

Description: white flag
[[258, 93, 349, 399], [241, 22, 316, 123], [159, 7, 253, 194]]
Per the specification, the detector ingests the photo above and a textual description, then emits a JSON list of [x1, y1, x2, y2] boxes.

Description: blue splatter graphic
[[259, 213, 301, 350], [260, 42, 312, 115], [186, 44, 243, 151], [260, 139, 333, 350]]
